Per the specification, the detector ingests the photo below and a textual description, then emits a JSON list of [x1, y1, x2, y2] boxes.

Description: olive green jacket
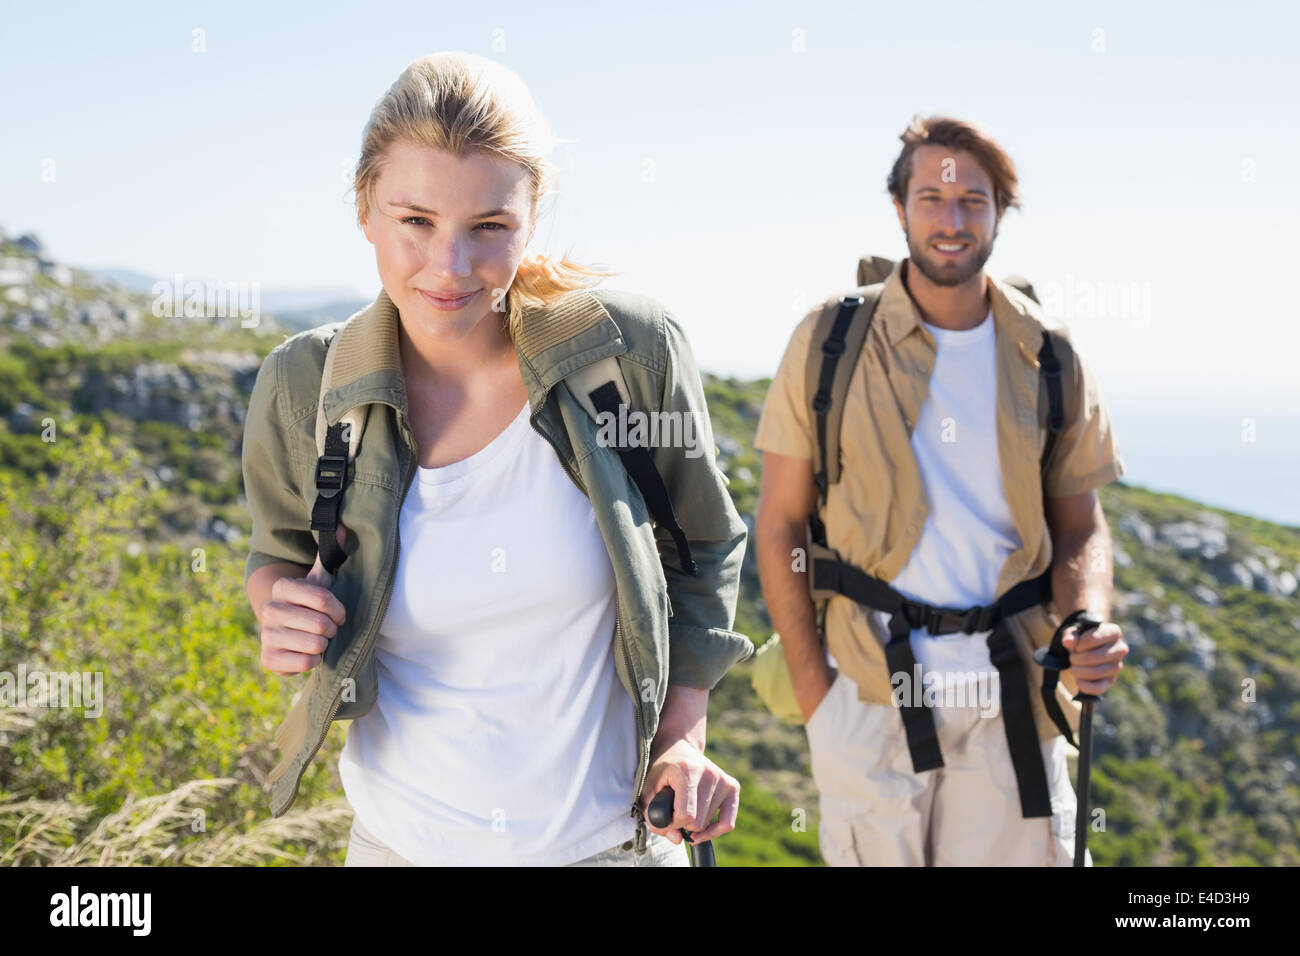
[[241, 286, 754, 822]]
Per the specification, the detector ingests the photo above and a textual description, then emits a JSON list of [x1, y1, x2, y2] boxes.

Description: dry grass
[[0, 778, 352, 866]]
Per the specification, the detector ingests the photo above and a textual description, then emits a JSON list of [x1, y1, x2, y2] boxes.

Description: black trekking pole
[[1073, 685, 1098, 867], [1034, 610, 1103, 868], [647, 787, 717, 867]]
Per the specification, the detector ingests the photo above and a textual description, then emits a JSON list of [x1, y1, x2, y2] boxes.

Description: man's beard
[[906, 227, 994, 286]]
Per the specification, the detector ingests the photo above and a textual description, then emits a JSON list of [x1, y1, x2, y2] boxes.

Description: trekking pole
[[1034, 611, 1104, 868], [1071, 615, 1105, 867], [647, 787, 716, 867], [1073, 686, 1098, 868]]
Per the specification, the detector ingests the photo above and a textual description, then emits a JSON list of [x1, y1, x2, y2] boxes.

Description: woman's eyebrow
[[389, 199, 514, 218]]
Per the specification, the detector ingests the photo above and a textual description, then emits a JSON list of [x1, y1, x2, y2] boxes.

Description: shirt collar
[[876, 258, 1046, 368], [320, 286, 628, 426]]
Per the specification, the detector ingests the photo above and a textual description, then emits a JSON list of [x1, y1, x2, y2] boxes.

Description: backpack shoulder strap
[[310, 328, 371, 575], [1036, 328, 1075, 482], [565, 355, 698, 577], [314, 328, 370, 460], [1002, 274, 1039, 305], [565, 356, 631, 420], [996, 273, 1071, 482], [856, 255, 896, 287], [803, 286, 884, 543]]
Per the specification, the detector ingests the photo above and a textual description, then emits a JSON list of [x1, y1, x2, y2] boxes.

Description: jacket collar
[[320, 286, 628, 426], [876, 258, 1046, 365]]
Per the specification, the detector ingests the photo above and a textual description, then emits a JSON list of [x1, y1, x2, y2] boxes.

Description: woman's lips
[[417, 288, 480, 311]]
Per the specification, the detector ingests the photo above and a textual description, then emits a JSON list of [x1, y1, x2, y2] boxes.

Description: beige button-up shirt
[[755, 259, 1125, 740]]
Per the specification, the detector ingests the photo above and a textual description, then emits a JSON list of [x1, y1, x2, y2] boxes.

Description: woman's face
[[361, 139, 536, 344]]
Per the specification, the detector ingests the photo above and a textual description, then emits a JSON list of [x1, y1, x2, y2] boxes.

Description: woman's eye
[[398, 216, 507, 232]]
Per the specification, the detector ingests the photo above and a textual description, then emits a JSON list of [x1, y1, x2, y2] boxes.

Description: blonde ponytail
[[503, 251, 618, 341]]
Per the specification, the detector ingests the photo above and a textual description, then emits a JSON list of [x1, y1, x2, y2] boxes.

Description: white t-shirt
[[867, 310, 1022, 694], [338, 400, 639, 865]]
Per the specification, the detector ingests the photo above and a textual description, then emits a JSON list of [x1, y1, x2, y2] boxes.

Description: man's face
[[893, 145, 999, 287], [360, 139, 537, 343]]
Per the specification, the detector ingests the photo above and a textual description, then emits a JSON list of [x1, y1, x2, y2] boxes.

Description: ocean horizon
[[1105, 403, 1299, 527]]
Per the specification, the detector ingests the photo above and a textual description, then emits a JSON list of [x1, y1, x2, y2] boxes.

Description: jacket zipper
[[530, 388, 652, 854], [281, 407, 417, 815], [617, 593, 653, 854], [528, 388, 588, 498]]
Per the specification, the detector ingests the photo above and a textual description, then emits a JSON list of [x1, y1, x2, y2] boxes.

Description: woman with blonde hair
[[241, 51, 753, 866]]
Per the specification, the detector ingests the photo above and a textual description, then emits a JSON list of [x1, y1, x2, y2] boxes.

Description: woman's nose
[[427, 233, 473, 277]]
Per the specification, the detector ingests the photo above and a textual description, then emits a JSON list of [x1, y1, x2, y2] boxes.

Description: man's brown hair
[[886, 115, 1021, 217]]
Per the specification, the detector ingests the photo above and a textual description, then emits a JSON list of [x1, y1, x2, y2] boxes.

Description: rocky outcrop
[[1117, 508, 1299, 598], [0, 231, 288, 348]]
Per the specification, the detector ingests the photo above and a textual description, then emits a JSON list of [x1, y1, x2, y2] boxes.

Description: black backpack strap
[[813, 553, 1057, 817], [586, 380, 698, 577], [1038, 330, 1066, 475], [986, 571, 1057, 818], [310, 420, 350, 575], [309, 325, 369, 578], [986, 610, 1055, 817], [806, 288, 883, 546], [1037, 329, 1098, 751]]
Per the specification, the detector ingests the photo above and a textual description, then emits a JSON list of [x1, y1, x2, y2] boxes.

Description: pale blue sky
[[4, 1, 1298, 520]]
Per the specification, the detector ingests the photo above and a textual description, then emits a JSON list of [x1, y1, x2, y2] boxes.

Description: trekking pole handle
[[1068, 612, 1105, 702], [646, 786, 717, 866]]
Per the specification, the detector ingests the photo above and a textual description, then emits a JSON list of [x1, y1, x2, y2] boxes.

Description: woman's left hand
[[640, 736, 740, 844]]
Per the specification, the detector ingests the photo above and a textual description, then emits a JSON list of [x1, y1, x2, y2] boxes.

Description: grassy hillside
[[0, 260, 1296, 864]]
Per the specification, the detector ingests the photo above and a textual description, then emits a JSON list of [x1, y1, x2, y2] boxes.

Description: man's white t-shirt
[[338, 400, 639, 865], [865, 310, 1022, 693]]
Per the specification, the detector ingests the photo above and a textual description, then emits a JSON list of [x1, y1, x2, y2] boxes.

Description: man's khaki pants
[[806, 669, 1091, 866]]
